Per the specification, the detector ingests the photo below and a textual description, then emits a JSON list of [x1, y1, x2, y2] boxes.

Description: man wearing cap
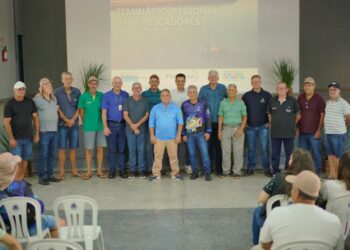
[[324, 82, 350, 179], [78, 76, 107, 180], [101, 76, 129, 179], [267, 82, 300, 174], [297, 77, 325, 174], [257, 170, 343, 250], [54, 72, 81, 180], [4, 81, 39, 179]]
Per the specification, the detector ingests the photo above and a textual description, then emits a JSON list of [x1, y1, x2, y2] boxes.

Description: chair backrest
[[266, 194, 289, 216], [26, 239, 84, 250], [326, 193, 350, 237], [0, 197, 44, 242], [53, 195, 98, 240], [275, 240, 333, 250]]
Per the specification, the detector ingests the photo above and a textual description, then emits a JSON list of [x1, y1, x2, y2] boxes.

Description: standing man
[[324, 82, 350, 179], [170, 73, 191, 174], [199, 70, 227, 176], [182, 85, 212, 181], [218, 84, 247, 179], [297, 77, 325, 174], [267, 82, 300, 174], [149, 89, 183, 181], [123, 82, 150, 179], [242, 75, 272, 177], [4, 81, 39, 179], [101, 76, 129, 179], [34, 78, 61, 185], [55, 72, 81, 180], [142, 74, 161, 175], [78, 76, 107, 180]]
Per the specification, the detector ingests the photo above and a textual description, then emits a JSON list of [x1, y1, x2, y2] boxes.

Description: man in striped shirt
[[324, 82, 350, 179]]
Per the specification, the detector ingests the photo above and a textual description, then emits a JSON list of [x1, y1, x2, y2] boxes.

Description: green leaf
[[80, 63, 106, 92], [272, 57, 298, 88]]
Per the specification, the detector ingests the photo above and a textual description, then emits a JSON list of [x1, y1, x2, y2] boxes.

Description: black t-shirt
[[4, 97, 37, 139]]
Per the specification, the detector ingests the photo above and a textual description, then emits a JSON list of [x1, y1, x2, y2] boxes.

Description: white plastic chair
[[266, 194, 289, 216], [275, 240, 333, 250], [26, 239, 84, 250], [326, 193, 350, 237], [0, 197, 50, 243], [53, 195, 104, 250]]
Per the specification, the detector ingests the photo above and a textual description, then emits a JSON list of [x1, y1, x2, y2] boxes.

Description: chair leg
[[97, 232, 105, 250], [85, 238, 94, 250]]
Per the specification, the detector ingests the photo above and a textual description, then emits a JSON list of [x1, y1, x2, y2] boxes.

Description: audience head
[[112, 76, 123, 92], [132, 82, 142, 96], [276, 82, 288, 97], [175, 73, 186, 90], [187, 85, 198, 101], [160, 89, 171, 105], [208, 70, 219, 84], [227, 83, 237, 98], [303, 77, 316, 95], [87, 76, 99, 92], [13, 81, 26, 99], [0, 153, 21, 190], [328, 82, 341, 99], [149, 74, 160, 90], [338, 152, 350, 190], [61, 72, 73, 87], [251, 75, 262, 90], [288, 148, 316, 175], [286, 170, 321, 204]]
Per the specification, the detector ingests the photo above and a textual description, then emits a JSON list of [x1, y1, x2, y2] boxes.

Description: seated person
[[0, 152, 64, 238], [0, 228, 22, 250], [321, 151, 350, 202], [252, 148, 315, 245], [257, 170, 343, 250]]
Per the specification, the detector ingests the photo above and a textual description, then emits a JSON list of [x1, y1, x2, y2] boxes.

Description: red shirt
[[297, 93, 325, 134]]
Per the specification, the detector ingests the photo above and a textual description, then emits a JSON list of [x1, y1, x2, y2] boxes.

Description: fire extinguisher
[[2, 46, 8, 62]]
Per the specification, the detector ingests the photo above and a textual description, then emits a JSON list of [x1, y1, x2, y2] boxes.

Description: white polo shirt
[[324, 97, 350, 134]]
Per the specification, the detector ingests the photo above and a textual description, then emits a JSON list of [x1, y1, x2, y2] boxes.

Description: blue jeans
[[126, 131, 146, 174], [187, 132, 211, 175], [10, 139, 33, 160], [38, 132, 58, 178], [246, 125, 270, 171], [325, 134, 346, 158], [252, 206, 266, 245], [299, 133, 322, 173], [144, 128, 154, 171], [271, 138, 294, 173], [106, 122, 126, 172]]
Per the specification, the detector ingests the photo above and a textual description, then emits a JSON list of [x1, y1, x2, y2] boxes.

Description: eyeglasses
[[16, 88, 26, 91]]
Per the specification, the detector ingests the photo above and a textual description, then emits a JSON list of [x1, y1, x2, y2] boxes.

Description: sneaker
[[47, 176, 61, 182], [172, 174, 183, 181], [149, 175, 161, 181], [39, 178, 50, 185], [120, 172, 128, 179], [205, 174, 212, 181], [243, 170, 254, 176], [128, 174, 135, 179], [233, 174, 241, 179], [264, 171, 273, 177], [185, 165, 192, 175], [190, 173, 199, 180], [139, 172, 146, 179]]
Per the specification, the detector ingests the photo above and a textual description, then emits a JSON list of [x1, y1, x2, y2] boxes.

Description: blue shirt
[[198, 83, 227, 123], [181, 99, 212, 135], [242, 89, 272, 127], [101, 89, 129, 122], [149, 102, 184, 140], [54, 86, 81, 127]]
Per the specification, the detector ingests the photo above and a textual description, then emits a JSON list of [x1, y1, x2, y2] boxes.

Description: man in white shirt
[[170, 73, 191, 174], [257, 170, 344, 250]]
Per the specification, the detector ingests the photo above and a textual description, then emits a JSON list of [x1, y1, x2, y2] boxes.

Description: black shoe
[[120, 172, 128, 178], [264, 171, 273, 177], [205, 174, 212, 181], [243, 170, 254, 176], [190, 173, 199, 180], [108, 170, 116, 179], [47, 176, 60, 182], [39, 178, 50, 185]]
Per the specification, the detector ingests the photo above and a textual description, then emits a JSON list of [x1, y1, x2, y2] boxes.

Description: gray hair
[[187, 85, 198, 93], [208, 70, 219, 76], [112, 76, 123, 82], [132, 82, 142, 89], [227, 83, 237, 89]]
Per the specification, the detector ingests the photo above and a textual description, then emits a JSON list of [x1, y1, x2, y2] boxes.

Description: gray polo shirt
[[267, 96, 300, 138], [33, 95, 58, 132], [124, 96, 150, 134]]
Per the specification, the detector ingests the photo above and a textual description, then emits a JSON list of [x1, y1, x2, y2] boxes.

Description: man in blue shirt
[[101, 76, 129, 179], [242, 75, 272, 177], [149, 89, 183, 181], [198, 70, 227, 176]]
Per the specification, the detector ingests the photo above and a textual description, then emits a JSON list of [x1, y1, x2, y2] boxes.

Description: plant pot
[[287, 87, 293, 96]]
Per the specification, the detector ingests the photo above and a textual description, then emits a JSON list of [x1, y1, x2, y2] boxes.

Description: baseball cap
[[285, 170, 321, 197], [328, 82, 341, 89], [0, 152, 21, 190], [13, 81, 26, 89], [87, 76, 99, 84], [303, 77, 315, 85]]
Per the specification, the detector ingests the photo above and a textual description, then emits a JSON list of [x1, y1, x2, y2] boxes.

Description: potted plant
[[80, 63, 106, 92], [272, 57, 298, 95]]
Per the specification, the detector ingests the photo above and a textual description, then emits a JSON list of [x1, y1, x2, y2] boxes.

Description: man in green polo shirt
[[218, 84, 247, 178], [78, 76, 107, 180]]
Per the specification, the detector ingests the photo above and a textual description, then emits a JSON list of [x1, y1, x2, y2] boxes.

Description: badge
[[118, 104, 122, 111]]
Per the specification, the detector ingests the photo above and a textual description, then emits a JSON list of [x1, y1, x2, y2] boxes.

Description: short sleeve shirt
[[33, 95, 58, 132], [324, 97, 350, 134], [124, 96, 150, 134], [267, 96, 300, 138], [170, 88, 188, 107], [78, 91, 104, 132], [101, 90, 129, 122], [262, 173, 286, 197], [218, 98, 247, 126], [54, 86, 81, 127], [141, 89, 161, 110], [4, 97, 37, 139]]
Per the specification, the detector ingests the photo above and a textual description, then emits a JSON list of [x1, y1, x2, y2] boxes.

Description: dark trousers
[[271, 138, 294, 173], [107, 122, 126, 172], [208, 122, 222, 174]]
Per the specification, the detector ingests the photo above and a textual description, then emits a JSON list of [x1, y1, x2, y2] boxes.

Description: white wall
[[0, 0, 17, 99]]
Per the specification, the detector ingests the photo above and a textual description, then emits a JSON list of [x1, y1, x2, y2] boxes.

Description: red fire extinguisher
[[2, 46, 8, 62]]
